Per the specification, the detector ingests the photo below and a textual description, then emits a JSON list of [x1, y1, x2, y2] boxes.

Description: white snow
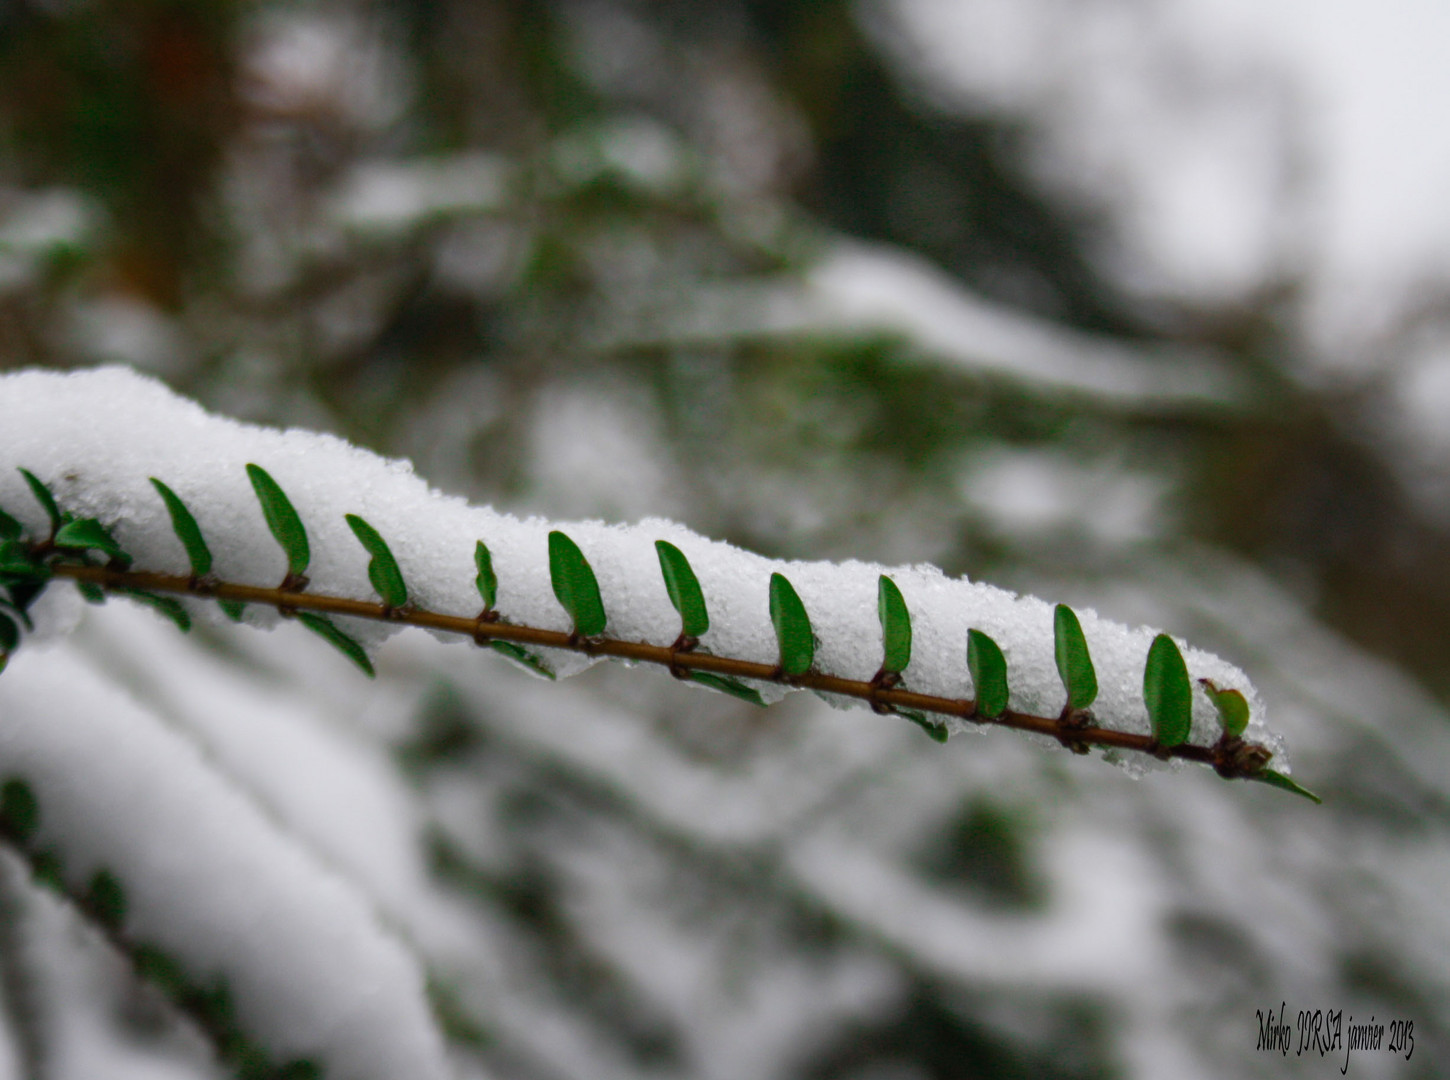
[[0, 853, 221, 1080], [329, 154, 510, 237], [71, 601, 482, 962], [888, 0, 1450, 351], [0, 365, 1268, 750], [0, 189, 97, 296], [594, 240, 1249, 409], [0, 647, 450, 1080], [804, 244, 1247, 406]]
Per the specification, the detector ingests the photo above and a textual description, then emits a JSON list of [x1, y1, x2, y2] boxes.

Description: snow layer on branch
[[0, 366, 1271, 751], [75, 600, 483, 960], [0, 648, 450, 1080]]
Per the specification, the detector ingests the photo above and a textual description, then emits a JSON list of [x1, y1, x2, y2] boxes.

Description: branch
[[0, 818, 316, 1080], [0, 368, 1318, 801], [0, 655, 451, 1080], [47, 561, 1275, 781]]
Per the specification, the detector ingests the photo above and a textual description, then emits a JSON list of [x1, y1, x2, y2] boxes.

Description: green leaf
[[877, 575, 912, 675], [149, 478, 212, 577], [0, 506, 20, 541], [31, 849, 65, 893], [1199, 679, 1250, 738], [901, 708, 948, 743], [688, 671, 765, 706], [133, 943, 191, 1001], [548, 531, 607, 637], [967, 628, 1009, 718], [0, 592, 36, 630], [489, 640, 556, 679], [0, 779, 38, 842], [0, 611, 16, 652], [296, 612, 374, 677], [1144, 634, 1192, 748], [474, 541, 498, 611], [218, 599, 247, 622], [276, 1061, 323, 1080], [768, 572, 815, 676], [76, 580, 106, 605], [1053, 603, 1098, 711], [86, 869, 127, 928], [345, 514, 408, 609], [54, 517, 131, 566], [189, 977, 237, 1028], [18, 469, 60, 535], [1254, 769, 1323, 804], [246, 464, 310, 578], [0, 541, 50, 581], [125, 589, 191, 633], [656, 540, 709, 638]]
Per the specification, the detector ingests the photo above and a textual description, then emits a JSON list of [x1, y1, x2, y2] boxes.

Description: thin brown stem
[[48, 562, 1271, 778]]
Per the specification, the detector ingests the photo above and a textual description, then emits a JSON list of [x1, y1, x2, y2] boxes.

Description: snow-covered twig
[[39, 559, 1284, 781], [0, 366, 1311, 790], [0, 365, 1319, 1075], [0, 650, 451, 1080]]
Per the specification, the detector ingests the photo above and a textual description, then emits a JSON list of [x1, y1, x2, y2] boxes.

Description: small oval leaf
[[489, 640, 556, 680], [218, 599, 247, 622], [0, 506, 20, 542], [0, 540, 50, 581], [150, 478, 212, 578], [124, 589, 191, 633], [1254, 769, 1323, 804], [877, 575, 912, 675], [656, 540, 709, 639], [133, 943, 190, 1001], [1144, 634, 1192, 748], [18, 469, 61, 535], [0, 778, 39, 842], [0, 611, 16, 652], [688, 671, 766, 706], [1199, 679, 1250, 738], [246, 464, 310, 578], [768, 572, 815, 676], [901, 708, 948, 743], [1053, 603, 1098, 711], [967, 628, 1009, 718], [87, 868, 128, 929], [296, 612, 374, 677], [548, 531, 607, 637], [474, 541, 498, 611], [0, 593, 36, 631], [345, 514, 408, 609], [54, 518, 131, 566]]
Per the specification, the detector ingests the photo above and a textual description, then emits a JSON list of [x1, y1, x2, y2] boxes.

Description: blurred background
[[2, 0, 1449, 1077]]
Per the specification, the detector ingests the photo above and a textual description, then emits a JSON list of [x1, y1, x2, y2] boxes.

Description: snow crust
[[0, 365, 1269, 748], [0, 648, 450, 1080]]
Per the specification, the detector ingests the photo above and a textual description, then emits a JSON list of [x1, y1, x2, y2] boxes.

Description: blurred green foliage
[[3, 1, 1450, 1076]]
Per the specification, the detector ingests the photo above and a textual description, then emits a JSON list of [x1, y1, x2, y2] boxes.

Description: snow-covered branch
[[0, 365, 1314, 1075], [0, 366, 1305, 765]]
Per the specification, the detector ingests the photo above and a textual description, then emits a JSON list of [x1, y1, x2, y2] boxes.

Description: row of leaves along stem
[[0, 466, 1317, 802], [0, 773, 322, 1079]]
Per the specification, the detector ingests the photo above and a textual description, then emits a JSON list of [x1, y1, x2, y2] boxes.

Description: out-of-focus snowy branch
[[0, 650, 451, 1080]]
